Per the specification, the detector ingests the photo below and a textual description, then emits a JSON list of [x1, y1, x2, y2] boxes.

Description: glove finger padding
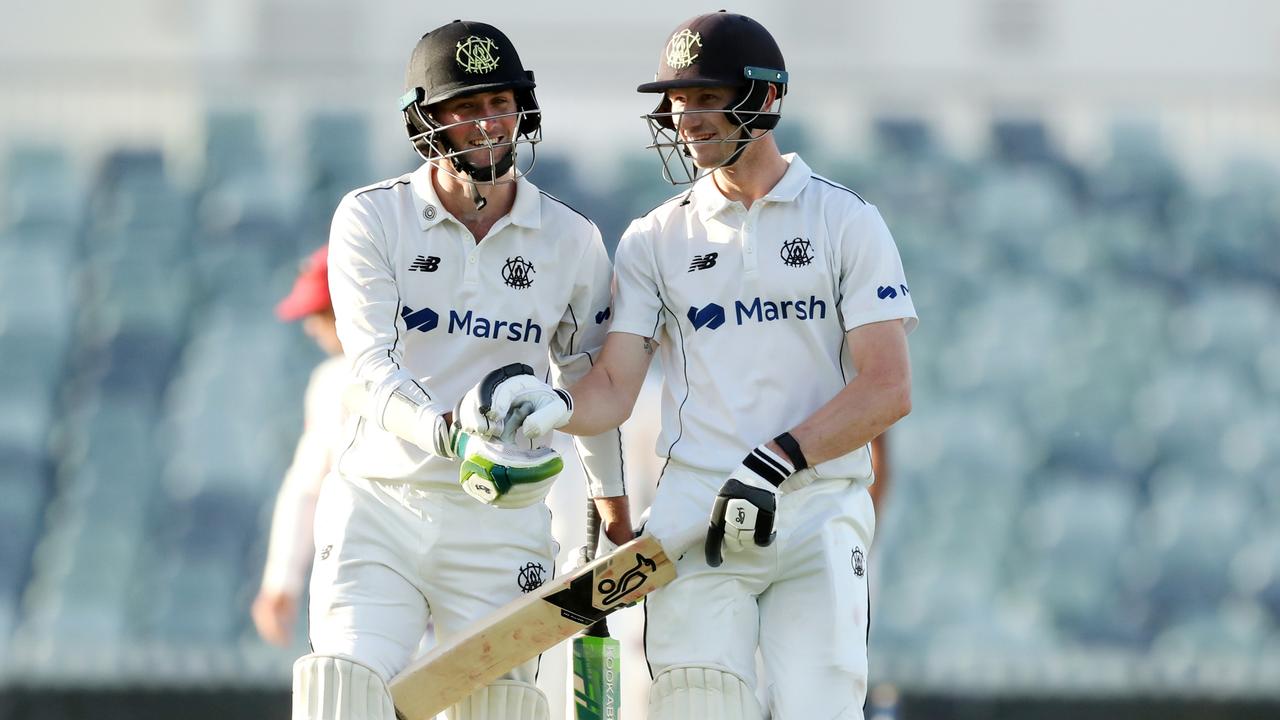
[[704, 445, 793, 567], [457, 432, 565, 509], [519, 389, 573, 438], [455, 363, 542, 439], [704, 479, 778, 567]]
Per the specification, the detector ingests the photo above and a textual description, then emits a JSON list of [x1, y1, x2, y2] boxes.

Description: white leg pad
[[449, 679, 549, 720], [648, 665, 764, 720], [292, 653, 397, 720]]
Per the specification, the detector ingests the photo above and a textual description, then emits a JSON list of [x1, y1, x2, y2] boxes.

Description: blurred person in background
[[251, 246, 344, 647], [292, 19, 630, 720], [465, 11, 916, 719]]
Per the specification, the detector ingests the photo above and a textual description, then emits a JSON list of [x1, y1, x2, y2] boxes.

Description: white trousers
[[643, 463, 875, 720], [307, 473, 558, 682]]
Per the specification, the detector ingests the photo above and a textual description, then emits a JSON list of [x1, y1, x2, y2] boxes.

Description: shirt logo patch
[[400, 304, 544, 343], [401, 305, 440, 332], [780, 237, 814, 267], [852, 547, 865, 577], [409, 255, 440, 272], [688, 252, 718, 272], [877, 284, 909, 300], [595, 306, 611, 324], [502, 256, 536, 289], [687, 303, 726, 331], [517, 561, 547, 593], [687, 297, 828, 331]]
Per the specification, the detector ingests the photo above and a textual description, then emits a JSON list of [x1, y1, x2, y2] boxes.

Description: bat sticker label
[[597, 552, 658, 605]]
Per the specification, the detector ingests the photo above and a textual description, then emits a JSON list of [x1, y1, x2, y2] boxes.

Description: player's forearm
[[561, 332, 654, 436], [561, 367, 635, 435], [591, 495, 636, 545], [772, 368, 910, 466]]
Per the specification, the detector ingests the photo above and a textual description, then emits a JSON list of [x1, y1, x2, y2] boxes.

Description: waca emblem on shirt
[[502, 256, 536, 289]]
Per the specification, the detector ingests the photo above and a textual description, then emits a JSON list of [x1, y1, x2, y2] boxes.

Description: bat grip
[[585, 498, 602, 561], [583, 498, 611, 637]]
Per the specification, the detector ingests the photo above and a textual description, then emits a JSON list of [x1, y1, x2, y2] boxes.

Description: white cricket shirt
[[328, 163, 622, 496], [611, 153, 918, 480]]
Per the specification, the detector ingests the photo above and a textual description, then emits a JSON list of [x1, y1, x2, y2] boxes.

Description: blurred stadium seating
[[0, 111, 1277, 708]]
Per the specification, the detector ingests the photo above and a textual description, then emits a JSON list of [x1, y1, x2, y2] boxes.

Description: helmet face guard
[[637, 12, 788, 185], [401, 90, 541, 185], [642, 67, 786, 185]]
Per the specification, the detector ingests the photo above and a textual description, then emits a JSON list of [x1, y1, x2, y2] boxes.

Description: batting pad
[[450, 679, 549, 720], [648, 665, 764, 720], [293, 653, 397, 720]]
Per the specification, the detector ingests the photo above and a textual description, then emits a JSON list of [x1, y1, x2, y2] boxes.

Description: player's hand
[[251, 589, 297, 646], [704, 445, 796, 567], [455, 363, 571, 440], [457, 431, 565, 508]]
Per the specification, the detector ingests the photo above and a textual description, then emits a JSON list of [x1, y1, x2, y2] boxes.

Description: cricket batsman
[[291, 20, 631, 720], [466, 12, 917, 719]]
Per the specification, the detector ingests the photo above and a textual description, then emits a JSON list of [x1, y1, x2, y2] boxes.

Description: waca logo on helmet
[[456, 35, 499, 74], [665, 29, 702, 69]]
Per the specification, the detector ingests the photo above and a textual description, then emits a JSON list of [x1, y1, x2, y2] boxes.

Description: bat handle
[[585, 498, 603, 561], [583, 498, 611, 638]]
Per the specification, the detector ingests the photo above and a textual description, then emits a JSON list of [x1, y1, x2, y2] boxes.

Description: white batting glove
[[704, 445, 796, 567], [455, 363, 567, 440], [519, 387, 573, 437]]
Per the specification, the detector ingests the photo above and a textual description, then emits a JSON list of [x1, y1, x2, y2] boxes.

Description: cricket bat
[[572, 500, 621, 720], [389, 524, 701, 720]]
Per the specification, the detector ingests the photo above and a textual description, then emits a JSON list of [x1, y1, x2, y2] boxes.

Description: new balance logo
[[595, 307, 611, 324], [688, 253, 718, 272], [409, 255, 441, 272]]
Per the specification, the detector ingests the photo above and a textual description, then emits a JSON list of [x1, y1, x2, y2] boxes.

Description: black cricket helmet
[[638, 11, 788, 184], [400, 20, 541, 184]]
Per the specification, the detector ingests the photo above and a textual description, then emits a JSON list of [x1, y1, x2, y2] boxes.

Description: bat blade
[[388, 528, 699, 720]]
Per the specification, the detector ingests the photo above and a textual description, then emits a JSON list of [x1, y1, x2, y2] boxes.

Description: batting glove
[[455, 363, 571, 441], [705, 445, 796, 567], [456, 431, 565, 509]]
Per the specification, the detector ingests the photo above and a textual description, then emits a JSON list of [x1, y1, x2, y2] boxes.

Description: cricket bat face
[[389, 533, 683, 720]]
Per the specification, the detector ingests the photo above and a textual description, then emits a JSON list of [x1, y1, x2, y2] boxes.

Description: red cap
[[275, 246, 332, 321]]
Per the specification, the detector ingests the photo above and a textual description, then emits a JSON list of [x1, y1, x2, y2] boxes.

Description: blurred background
[[1, 0, 1279, 718]]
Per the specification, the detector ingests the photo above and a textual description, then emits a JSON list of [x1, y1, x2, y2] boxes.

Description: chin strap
[[467, 181, 488, 211], [719, 127, 755, 168]]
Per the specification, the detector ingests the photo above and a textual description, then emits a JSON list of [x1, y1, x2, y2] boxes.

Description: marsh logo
[[877, 284, 909, 300], [401, 305, 439, 332], [687, 297, 827, 331], [401, 304, 543, 343], [687, 303, 726, 331]]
